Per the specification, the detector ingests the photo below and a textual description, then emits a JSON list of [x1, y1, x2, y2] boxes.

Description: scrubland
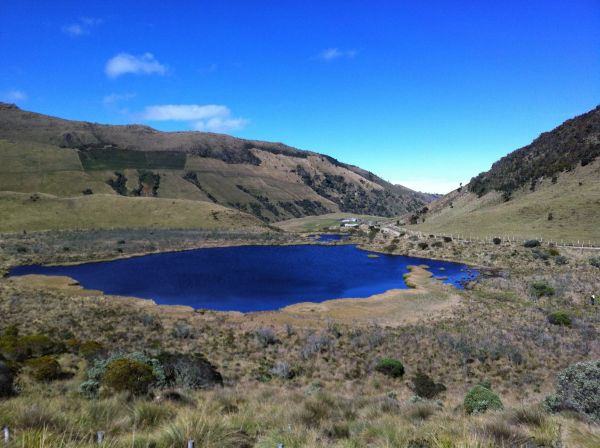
[[1, 229, 600, 447]]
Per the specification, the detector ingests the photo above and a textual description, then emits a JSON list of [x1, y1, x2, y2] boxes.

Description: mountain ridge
[[0, 103, 433, 228], [408, 105, 600, 241]]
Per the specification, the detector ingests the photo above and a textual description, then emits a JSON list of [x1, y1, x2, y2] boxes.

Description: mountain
[[408, 106, 600, 241], [0, 103, 431, 230]]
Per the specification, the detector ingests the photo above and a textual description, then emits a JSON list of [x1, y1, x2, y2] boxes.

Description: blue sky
[[1, 1, 599, 193]]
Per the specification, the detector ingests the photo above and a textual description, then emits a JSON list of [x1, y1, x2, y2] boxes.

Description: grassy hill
[[0, 103, 431, 226], [0, 192, 266, 233], [410, 106, 600, 242]]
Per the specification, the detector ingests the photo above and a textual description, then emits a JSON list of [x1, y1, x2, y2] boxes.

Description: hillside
[[0, 103, 431, 227], [409, 106, 600, 241]]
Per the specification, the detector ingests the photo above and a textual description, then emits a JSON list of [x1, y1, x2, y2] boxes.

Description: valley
[[0, 104, 599, 447]]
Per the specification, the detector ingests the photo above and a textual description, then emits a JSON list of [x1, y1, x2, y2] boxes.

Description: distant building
[[341, 217, 358, 223], [342, 223, 359, 227]]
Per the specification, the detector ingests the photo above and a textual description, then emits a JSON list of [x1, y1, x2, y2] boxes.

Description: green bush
[[524, 240, 541, 248], [375, 358, 405, 378], [411, 370, 446, 399], [590, 257, 600, 268], [492, 237, 501, 245], [547, 311, 572, 326], [27, 356, 62, 382], [417, 242, 429, 250], [79, 341, 104, 360], [3, 325, 19, 337], [103, 359, 156, 396], [555, 255, 568, 265], [464, 384, 503, 415], [20, 335, 64, 357], [544, 359, 600, 422], [529, 281, 555, 298], [547, 248, 560, 256], [80, 352, 166, 398]]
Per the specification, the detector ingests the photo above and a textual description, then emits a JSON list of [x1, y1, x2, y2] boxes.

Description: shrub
[[547, 248, 560, 256], [3, 325, 18, 337], [0, 334, 63, 362], [492, 237, 501, 245], [0, 360, 13, 397], [375, 358, 405, 378], [532, 249, 549, 260], [19, 334, 63, 358], [27, 356, 62, 382], [79, 341, 104, 360], [544, 359, 600, 421], [158, 352, 223, 389], [171, 321, 194, 339], [255, 327, 278, 347], [431, 241, 443, 248], [103, 359, 156, 396], [417, 242, 429, 250], [464, 384, 503, 415], [80, 352, 166, 398], [555, 255, 568, 265], [524, 240, 541, 248], [443, 236, 452, 243], [590, 257, 600, 268], [529, 281, 555, 298], [547, 311, 572, 326], [411, 370, 446, 399], [270, 361, 295, 379]]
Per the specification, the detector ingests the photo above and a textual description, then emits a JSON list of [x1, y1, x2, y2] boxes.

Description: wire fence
[[388, 227, 600, 250]]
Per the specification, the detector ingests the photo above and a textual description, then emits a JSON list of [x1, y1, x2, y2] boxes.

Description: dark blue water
[[314, 234, 349, 242], [10, 245, 477, 312]]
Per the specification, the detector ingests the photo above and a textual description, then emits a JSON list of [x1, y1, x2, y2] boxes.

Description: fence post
[[97, 431, 104, 444], [188, 440, 195, 448], [3, 426, 9, 444]]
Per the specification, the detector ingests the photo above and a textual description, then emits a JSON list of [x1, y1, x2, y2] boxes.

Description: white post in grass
[[3, 426, 9, 444], [97, 431, 104, 444], [188, 440, 195, 448]]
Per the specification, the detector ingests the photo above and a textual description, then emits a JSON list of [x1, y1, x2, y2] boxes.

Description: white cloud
[[102, 92, 136, 106], [105, 53, 167, 79], [193, 117, 249, 132], [316, 48, 358, 61], [395, 178, 466, 195], [142, 104, 229, 121], [1, 89, 27, 102], [141, 104, 248, 133], [62, 17, 102, 36]]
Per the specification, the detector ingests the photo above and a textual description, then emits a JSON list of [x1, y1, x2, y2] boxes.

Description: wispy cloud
[[141, 104, 248, 133], [1, 89, 27, 102], [193, 117, 249, 133], [102, 92, 136, 106], [105, 53, 167, 79], [316, 48, 358, 61], [62, 17, 102, 36], [395, 178, 465, 195]]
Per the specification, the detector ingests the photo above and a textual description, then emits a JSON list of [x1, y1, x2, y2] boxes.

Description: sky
[[1, 1, 599, 193]]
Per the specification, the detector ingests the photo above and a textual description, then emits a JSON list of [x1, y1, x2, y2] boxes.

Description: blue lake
[[10, 245, 478, 312], [313, 234, 349, 242]]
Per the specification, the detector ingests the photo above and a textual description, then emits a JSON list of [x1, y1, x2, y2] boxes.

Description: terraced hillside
[[409, 106, 600, 241], [0, 103, 432, 226]]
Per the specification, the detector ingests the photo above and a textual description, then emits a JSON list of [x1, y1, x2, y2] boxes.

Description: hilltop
[[409, 106, 600, 241], [0, 103, 432, 232]]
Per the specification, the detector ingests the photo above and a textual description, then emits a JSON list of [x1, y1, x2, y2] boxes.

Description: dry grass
[[0, 192, 267, 233], [411, 159, 600, 242]]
